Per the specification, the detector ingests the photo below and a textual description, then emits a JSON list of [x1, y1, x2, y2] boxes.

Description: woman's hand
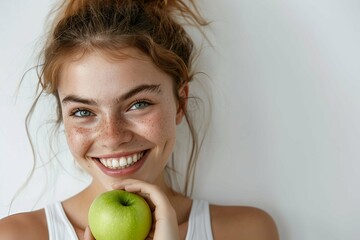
[[113, 179, 179, 240], [83, 179, 179, 240]]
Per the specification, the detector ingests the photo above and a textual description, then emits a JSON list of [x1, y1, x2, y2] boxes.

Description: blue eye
[[129, 100, 151, 110], [72, 109, 93, 117]]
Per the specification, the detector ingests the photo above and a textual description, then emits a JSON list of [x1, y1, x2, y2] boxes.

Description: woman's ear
[[176, 83, 189, 125]]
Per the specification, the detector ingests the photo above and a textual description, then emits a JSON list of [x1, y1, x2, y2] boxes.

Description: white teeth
[[98, 151, 145, 169], [127, 156, 133, 165], [119, 157, 127, 167], [112, 159, 119, 168]]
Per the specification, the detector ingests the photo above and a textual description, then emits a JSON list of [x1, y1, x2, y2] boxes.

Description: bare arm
[[0, 210, 47, 240], [211, 205, 279, 240]]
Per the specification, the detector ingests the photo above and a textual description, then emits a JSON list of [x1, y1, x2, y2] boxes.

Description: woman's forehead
[[63, 47, 152, 66], [57, 49, 172, 94]]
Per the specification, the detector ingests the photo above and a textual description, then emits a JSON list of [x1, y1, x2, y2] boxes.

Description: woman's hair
[[30, 0, 208, 195]]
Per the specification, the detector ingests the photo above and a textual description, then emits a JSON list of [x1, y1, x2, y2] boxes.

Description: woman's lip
[[93, 150, 149, 177]]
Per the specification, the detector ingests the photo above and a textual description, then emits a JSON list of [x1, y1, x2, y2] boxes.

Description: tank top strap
[[186, 199, 214, 240], [44, 202, 78, 240]]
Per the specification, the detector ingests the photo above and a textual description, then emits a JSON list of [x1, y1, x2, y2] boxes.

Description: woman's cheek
[[65, 125, 93, 158], [144, 108, 177, 145]]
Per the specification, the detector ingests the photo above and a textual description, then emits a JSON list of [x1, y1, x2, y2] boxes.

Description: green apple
[[88, 190, 152, 240]]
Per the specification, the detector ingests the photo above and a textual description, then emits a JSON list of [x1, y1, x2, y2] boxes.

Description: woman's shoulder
[[209, 204, 279, 240], [0, 209, 48, 240]]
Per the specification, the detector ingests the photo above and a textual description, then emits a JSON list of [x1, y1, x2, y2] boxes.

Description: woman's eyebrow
[[61, 84, 162, 105], [61, 95, 97, 105], [119, 84, 161, 102]]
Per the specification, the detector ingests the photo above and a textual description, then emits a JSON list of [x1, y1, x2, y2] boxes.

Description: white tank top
[[45, 199, 214, 240]]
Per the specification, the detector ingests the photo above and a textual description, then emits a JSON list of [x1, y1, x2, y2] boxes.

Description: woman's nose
[[97, 116, 133, 149]]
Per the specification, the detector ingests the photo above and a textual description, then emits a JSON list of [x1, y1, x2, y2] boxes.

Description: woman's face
[[57, 48, 185, 189]]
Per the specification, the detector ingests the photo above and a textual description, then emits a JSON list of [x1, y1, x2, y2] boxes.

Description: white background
[[1, 0, 360, 239]]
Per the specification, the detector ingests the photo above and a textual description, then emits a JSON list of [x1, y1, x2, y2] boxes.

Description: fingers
[[84, 226, 95, 240], [111, 179, 179, 240], [112, 179, 171, 212]]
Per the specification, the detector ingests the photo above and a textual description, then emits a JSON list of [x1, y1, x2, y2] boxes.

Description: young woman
[[0, 0, 279, 239]]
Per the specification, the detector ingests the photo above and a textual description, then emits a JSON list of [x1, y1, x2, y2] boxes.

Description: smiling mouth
[[96, 151, 146, 170]]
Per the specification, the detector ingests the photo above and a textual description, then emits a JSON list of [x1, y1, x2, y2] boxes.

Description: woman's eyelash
[[68, 100, 151, 117], [129, 99, 152, 110], [70, 108, 93, 118]]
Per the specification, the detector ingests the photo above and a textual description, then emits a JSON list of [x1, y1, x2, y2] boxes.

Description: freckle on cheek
[[74, 127, 90, 134], [66, 127, 92, 150]]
